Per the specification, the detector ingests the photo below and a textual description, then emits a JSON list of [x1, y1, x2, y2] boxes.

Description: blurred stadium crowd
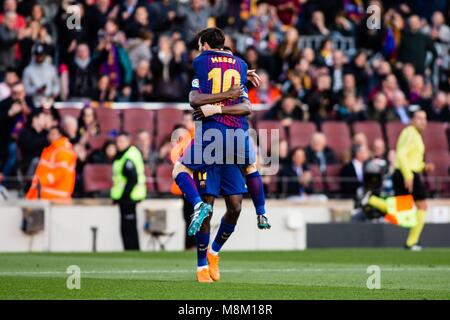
[[0, 0, 449, 199]]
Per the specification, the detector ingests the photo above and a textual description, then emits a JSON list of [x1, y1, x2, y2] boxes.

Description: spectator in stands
[[77, 106, 100, 144], [336, 73, 358, 102], [19, 3, 55, 69], [125, 5, 152, 38], [340, 144, 369, 198], [427, 11, 450, 43], [0, 11, 23, 75], [336, 93, 367, 123], [372, 138, 387, 161], [353, 132, 368, 148], [92, 74, 117, 102], [84, 0, 118, 44], [397, 63, 416, 97], [126, 30, 152, 70], [305, 132, 338, 173], [67, 43, 100, 99], [177, 0, 227, 44], [96, 19, 132, 97], [370, 73, 399, 107], [391, 90, 410, 124], [0, 67, 18, 100], [330, 50, 347, 94], [117, 0, 140, 31], [408, 74, 432, 105], [130, 59, 154, 102], [0, 81, 34, 177], [135, 129, 154, 165], [26, 125, 77, 203], [244, 1, 282, 52], [426, 91, 450, 122], [305, 73, 336, 124], [278, 147, 312, 197], [248, 69, 281, 105], [149, 0, 178, 34], [151, 35, 189, 101], [397, 15, 437, 75], [61, 115, 79, 145], [346, 51, 369, 97], [368, 92, 396, 123], [276, 27, 301, 77], [87, 140, 117, 165], [22, 43, 60, 107], [304, 10, 330, 36], [263, 96, 303, 125], [283, 57, 313, 97], [17, 108, 48, 178], [111, 132, 146, 250]]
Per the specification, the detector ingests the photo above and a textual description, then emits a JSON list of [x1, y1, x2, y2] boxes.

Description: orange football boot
[[196, 268, 213, 283], [207, 251, 220, 281]]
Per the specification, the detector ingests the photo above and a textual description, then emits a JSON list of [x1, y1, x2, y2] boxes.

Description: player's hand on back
[[226, 84, 243, 100], [247, 69, 261, 87]]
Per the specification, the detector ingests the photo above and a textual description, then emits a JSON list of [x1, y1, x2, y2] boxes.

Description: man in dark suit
[[278, 147, 312, 196], [340, 144, 369, 199], [304, 132, 338, 173]]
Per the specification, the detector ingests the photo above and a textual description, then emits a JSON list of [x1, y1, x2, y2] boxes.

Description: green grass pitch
[[1, 249, 449, 300]]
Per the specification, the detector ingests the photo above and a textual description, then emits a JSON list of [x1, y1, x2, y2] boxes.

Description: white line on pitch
[[1, 267, 450, 276]]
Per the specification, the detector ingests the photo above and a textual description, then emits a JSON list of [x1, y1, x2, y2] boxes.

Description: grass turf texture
[[0, 249, 449, 300]]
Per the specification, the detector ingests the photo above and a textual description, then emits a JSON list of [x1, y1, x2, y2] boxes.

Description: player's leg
[[233, 130, 269, 228], [196, 195, 215, 283], [173, 161, 212, 236], [207, 165, 246, 281], [243, 163, 270, 229], [207, 194, 242, 281], [193, 167, 220, 282]]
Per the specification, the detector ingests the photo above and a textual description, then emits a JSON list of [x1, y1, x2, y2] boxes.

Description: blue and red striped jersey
[[191, 50, 249, 129]]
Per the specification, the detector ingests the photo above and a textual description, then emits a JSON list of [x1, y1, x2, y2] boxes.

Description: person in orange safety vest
[[26, 126, 77, 202]]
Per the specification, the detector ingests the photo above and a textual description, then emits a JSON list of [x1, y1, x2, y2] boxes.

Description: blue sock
[[196, 232, 210, 267], [246, 171, 266, 215], [175, 172, 202, 207], [211, 218, 236, 253]]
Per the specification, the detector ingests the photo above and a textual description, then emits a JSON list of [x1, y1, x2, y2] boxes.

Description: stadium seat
[[309, 164, 324, 193], [425, 150, 450, 196], [155, 163, 174, 194], [422, 122, 449, 152], [321, 122, 351, 160], [256, 120, 287, 153], [249, 109, 268, 127], [123, 108, 155, 135], [58, 107, 81, 119], [324, 164, 343, 194], [386, 122, 406, 150], [87, 133, 110, 151], [289, 121, 317, 149], [155, 109, 184, 148], [95, 108, 121, 134], [352, 121, 383, 142], [83, 164, 112, 193]]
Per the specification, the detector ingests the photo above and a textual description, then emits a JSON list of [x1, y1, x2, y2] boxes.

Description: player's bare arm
[[192, 100, 251, 120], [189, 84, 243, 107], [189, 70, 260, 107]]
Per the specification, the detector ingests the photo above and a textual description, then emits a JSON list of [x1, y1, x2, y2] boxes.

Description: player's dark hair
[[196, 27, 225, 49]]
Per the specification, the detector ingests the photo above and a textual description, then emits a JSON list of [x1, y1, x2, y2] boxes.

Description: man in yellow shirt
[[392, 110, 434, 250]]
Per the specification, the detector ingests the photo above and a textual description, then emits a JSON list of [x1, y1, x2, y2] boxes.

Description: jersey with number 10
[[191, 50, 249, 130]]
